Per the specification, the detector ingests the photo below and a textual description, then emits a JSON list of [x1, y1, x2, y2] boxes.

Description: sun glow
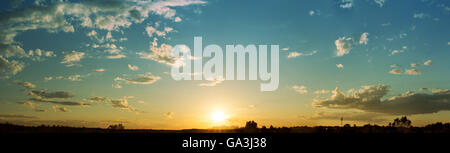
[[210, 111, 228, 123]]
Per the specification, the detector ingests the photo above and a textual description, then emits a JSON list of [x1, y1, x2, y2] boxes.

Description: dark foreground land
[[2, 122, 450, 133], [1, 122, 449, 152]]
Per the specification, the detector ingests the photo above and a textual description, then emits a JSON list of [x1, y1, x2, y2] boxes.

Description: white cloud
[[287, 52, 301, 58], [336, 64, 344, 69], [424, 60, 432, 66], [389, 49, 404, 56], [413, 13, 428, 19], [374, 0, 386, 7], [339, 0, 353, 9], [67, 75, 81, 81], [174, 17, 182, 22], [359, 32, 369, 45], [16, 81, 36, 89], [314, 89, 330, 94], [146, 26, 167, 37], [335, 37, 352, 56], [405, 69, 421, 75], [137, 43, 180, 65], [287, 50, 317, 58], [61, 51, 85, 67], [389, 69, 402, 75], [106, 54, 126, 59], [390, 64, 400, 68], [293, 85, 308, 94], [128, 64, 139, 71], [114, 73, 160, 85], [95, 69, 105, 72], [0, 56, 24, 77]]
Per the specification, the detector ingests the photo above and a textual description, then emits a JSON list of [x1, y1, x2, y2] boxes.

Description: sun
[[210, 111, 228, 123]]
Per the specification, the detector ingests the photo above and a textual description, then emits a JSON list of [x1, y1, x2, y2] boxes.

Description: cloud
[[424, 60, 432, 66], [110, 98, 136, 111], [88, 96, 109, 102], [128, 64, 139, 71], [26, 48, 56, 61], [199, 77, 224, 87], [413, 13, 428, 19], [114, 73, 160, 85], [293, 85, 308, 94], [313, 85, 450, 115], [335, 37, 352, 56], [137, 43, 179, 65], [410, 63, 418, 67], [146, 26, 169, 37], [95, 69, 105, 72], [30, 97, 90, 106], [52, 106, 71, 112], [67, 74, 81, 81], [315, 89, 330, 94], [174, 17, 182, 22], [389, 69, 402, 75], [336, 64, 344, 69], [106, 54, 126, 59], [287, 50, 317, 58], [389, 49, 404, 56], [287, 52, 301, 58], [0, 0, 206, 78], [420, 88, 449, 94], [17, 101, 48, 112], [309, 10, 320, 16], [112, 84, 122, 89], [87, 96, 136, 111], [17, 101, 34, 109], [281, 48, 289, 51], [0, 56, 24, 77], [16, 81, 36, 89], [165, 112, 174, 119], [404, 69, 421, 75], [338, 0, 353, 9], [30, 90, 74, 99], [390, 64, 400, 68], [359, 32, 369, 45], [61, 51, 85, 67], [374, 0, 386, 7], [0, 114, 37, 119]]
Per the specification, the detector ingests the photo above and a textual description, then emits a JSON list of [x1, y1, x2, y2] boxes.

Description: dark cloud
[[30, 97, 89, 106], [0, 114, 37, 119], [30, 90, 74, 99], [313, 85, 450, 115], [88, 96, 109, 102], [15, 81, 36, 89], [87, 96, 136, 111]]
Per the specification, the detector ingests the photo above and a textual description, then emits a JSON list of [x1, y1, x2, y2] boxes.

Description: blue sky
[[0, 0, 450, 129]]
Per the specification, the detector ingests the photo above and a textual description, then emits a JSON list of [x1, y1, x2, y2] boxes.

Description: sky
[[1, 0, 450, 129]]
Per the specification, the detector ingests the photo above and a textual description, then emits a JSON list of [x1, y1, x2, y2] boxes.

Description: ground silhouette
[[1, 116, 450, 133]]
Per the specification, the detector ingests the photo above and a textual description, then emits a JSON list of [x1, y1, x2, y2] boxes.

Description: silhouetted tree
[[108, 124, 125, 130], [245, 120, 258, 129], [390, 116, 411, 128]]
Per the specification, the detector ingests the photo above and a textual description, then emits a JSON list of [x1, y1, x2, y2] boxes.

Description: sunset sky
[[1, 0, 450, 129]]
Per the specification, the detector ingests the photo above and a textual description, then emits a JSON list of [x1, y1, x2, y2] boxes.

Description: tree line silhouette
[[2, 116, 450, 133]]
